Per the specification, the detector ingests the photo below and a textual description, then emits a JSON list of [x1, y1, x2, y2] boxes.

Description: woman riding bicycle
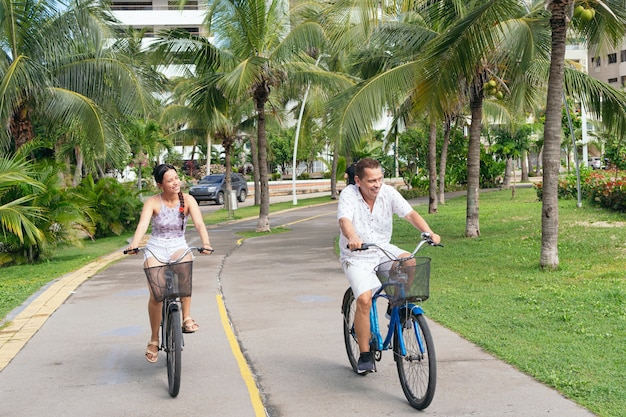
[[127, 164, 213, 363], [338, 158, 441, 374]]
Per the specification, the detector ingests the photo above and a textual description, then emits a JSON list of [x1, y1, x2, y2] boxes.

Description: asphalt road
[[0, 191, 596, 417]]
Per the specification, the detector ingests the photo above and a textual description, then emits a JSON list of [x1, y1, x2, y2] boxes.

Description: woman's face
[[159, 169, 181, 194]]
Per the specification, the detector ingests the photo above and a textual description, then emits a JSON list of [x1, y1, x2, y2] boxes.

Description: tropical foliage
[[535, 169, 626, 213]]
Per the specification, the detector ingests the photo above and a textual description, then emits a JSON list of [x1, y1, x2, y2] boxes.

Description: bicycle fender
[[408, 304, 424, 315]]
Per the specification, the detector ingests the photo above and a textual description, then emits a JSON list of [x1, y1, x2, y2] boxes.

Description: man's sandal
[[145, 340, 159, 363], [182, 317, 199, 333]]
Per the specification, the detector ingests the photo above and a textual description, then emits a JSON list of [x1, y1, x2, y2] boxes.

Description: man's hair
[[355, 158, 381, 179]]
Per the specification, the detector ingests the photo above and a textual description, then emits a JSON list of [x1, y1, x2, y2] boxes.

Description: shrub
[[75, 175, 143, 238], [534, 169, 626, 213]]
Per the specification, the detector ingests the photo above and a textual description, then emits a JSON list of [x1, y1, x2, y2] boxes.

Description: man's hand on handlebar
[[346, 236, 364, 252], [421, 232, 442, 246]]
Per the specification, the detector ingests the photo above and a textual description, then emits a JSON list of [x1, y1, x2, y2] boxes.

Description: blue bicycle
[[342, 233, 442, 410]]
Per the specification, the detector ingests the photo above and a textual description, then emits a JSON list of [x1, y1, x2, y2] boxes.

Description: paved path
[[0, 190, 596, 416]]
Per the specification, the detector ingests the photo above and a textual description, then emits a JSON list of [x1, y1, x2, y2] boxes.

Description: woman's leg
[[146, 295, 162, 362]]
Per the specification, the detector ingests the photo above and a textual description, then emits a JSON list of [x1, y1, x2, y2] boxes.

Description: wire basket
[[143, 261, 193, 302], [375, 257, 430, 305]]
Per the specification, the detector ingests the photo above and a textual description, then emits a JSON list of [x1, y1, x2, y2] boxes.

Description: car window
[[199, 175, 223, 184]]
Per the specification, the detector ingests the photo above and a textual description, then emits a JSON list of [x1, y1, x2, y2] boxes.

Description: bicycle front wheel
[[341, 288, 360, 373], [394, 310, 436, 410], [166, 307, 182, 397]]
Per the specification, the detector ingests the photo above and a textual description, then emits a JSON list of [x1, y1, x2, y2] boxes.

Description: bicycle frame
[[369, 288, 426, 357]]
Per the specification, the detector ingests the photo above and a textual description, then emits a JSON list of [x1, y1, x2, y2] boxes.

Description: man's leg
[[355, 290, 376, 373], [355, 290, 373, 352]]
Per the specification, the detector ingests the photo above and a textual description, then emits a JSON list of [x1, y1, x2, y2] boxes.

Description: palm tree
[[0, 155, 45, 253], [539, 0, 626, 268], [322, 1, 525, 234], [124, 117, 171, 190], [0, 0, 155, 174], [154, 0, 334, 231]]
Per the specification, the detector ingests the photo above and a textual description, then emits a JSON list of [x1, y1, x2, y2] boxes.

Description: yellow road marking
[[216, 294, 267, 417]]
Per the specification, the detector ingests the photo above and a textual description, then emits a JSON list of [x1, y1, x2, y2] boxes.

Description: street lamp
[[292, 54, 329, 205]]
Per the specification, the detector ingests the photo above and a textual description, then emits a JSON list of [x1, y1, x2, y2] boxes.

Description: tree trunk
[[223, 135, 233, 212], [250, 133, 260, 205], [438, 117, 452, 204], [503, 157, 512, 188], [206, 133, 212, 175], [73, 146, 84, 187], [541, 1, 571, 269], [10, 107, 35, 150], [535, 146, 542, 176], [428, 121, 437, 214], [465, 85, 483, 238], [330, 143, 339, 199], [254, 83, 271, 232], [521, 151, 529, 181]]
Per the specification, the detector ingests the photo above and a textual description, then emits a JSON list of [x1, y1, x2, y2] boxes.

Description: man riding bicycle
[[338, 158, 441, 374]]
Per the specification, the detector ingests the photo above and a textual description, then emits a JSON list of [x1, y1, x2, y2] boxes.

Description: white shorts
[[144, 236, 190, 264], [342, 244, 407, 299]]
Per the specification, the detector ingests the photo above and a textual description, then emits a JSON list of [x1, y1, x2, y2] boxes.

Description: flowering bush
[[585, 171, 626, 212], [534, 169, 626, 212]]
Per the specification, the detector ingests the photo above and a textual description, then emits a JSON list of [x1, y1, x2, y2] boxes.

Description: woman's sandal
[[145, 340, 159, 363], [182, 317, 199, 333]]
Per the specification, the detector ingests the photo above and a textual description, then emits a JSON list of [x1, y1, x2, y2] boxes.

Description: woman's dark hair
[[152, 164, 176, 184], [152, 164, 186, 230]]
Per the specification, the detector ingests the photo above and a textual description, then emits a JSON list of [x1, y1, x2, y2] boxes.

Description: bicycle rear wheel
[[341, 288, 360, 372], [394, 309, 436, 410], [166, 306, 182, 397]]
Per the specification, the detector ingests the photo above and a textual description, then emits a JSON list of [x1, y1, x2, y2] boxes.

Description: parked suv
[[189, 173, 248, 205], [588, 157, 602, 170]]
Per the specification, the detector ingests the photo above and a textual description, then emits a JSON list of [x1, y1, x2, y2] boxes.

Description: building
[[588, 39, 626, 89]]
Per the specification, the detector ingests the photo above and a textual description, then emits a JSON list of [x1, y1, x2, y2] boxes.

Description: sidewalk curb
[[0, 251, 125, 371]]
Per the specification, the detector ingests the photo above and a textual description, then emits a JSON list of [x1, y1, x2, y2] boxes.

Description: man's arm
[[404, 211, 441, 244], [339, 217, 363, 250]]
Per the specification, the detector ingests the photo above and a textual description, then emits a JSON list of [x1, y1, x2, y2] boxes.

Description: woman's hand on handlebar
[[124, 247, 139, 255], [198, 246, 214, 254]]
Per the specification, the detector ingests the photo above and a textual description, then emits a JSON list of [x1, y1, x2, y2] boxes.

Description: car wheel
[[216, 191, 225, 205], [238, 189, 247, 202]]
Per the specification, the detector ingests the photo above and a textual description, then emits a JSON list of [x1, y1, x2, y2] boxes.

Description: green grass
[[0, 234, 130, 323], [402, 188, 625, 417]]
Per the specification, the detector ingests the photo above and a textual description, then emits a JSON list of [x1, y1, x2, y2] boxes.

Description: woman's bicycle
[[124, 245, 212, 397], [341, 233, 442, 410]]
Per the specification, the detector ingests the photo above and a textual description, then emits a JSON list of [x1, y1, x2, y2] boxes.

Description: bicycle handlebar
[[124, 246, 213, 264], [348, 232, 443, 259]]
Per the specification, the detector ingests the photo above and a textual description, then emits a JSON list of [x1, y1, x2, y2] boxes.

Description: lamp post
[[292, 54, 328, 205]]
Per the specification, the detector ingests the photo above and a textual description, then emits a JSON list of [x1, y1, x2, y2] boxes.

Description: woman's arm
[[128, 196, 156, 249], [186, 194, 213, 252]]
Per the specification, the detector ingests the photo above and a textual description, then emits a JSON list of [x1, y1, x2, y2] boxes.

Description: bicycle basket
[[143, 261, 193, 302], [374, 257, 430, 305]]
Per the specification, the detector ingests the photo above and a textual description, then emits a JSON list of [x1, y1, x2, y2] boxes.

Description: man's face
[[355, 167, 383, 201]]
